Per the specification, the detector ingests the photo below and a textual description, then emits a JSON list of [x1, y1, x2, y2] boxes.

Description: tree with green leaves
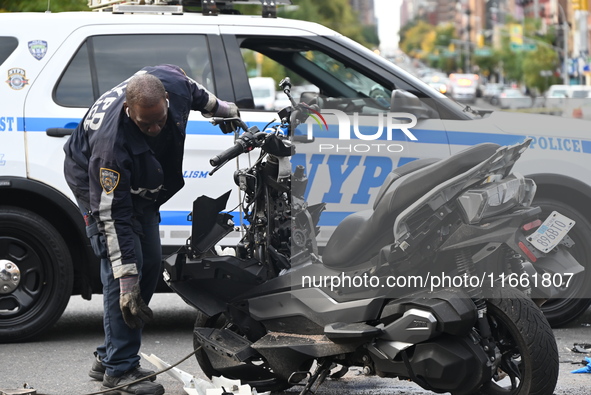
[[280, 0, 376, 48], [493, 17, 559, 88], [3, 0, 378, 87], [2, 0, 378, 51], [523, 46, 561, 93], [399, 20, 460, 73], [0, 0, 88, 12], [399, 20, 435, 60]]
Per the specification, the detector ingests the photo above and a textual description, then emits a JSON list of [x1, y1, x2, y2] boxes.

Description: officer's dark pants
[[95, 205, 162, 377]]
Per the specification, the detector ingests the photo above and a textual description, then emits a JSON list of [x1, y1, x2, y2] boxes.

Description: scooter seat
[[323, 143, 500, 269]]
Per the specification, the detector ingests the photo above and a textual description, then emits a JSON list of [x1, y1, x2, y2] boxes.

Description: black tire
[[479, 287, 558, 395], [193, 311, 292, 393], [532, 198, 591, 327], [0, 206, 73, 342]]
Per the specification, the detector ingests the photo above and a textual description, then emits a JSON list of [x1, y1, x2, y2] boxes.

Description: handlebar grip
[[210, 141, 245, 167]]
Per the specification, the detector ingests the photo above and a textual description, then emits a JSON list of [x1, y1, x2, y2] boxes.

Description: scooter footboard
[[163, 252, 267, 316]]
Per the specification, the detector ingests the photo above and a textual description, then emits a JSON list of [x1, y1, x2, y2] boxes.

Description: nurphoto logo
[[302, 109, 418, 153], [301, 103, 329, 131]]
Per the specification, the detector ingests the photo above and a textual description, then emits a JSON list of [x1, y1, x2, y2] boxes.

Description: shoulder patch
[[100, 168, 120, 194]]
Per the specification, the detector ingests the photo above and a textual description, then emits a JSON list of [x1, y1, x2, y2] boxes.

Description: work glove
[[216, 102, 241, 134], [226, 102, 239, 118], [119, 275, 153, 329], [211, 100, 239, 118], [205, 100, 241, 134]]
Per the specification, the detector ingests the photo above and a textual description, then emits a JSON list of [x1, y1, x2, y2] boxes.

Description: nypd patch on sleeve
[[100, 168, 120, 194]]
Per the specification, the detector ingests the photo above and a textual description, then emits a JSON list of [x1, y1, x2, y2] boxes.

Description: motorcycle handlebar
[[210, 117, 249, 133], [209, 131, 261, 167], [210, 141, 246, 167]]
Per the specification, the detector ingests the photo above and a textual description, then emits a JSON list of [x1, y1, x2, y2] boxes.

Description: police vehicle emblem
[[6, 68, 29, 90], [100, 168, 120, 194], [28, 40, 48, 60]]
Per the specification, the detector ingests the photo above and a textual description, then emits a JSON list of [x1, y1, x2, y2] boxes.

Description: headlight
[[457, 174, 536, 224]]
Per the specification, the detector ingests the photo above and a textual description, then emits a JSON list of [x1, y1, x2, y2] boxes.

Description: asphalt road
[[3, 293, 591, 395]]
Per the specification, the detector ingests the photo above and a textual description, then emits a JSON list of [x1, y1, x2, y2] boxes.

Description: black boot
[[89, 352, 156, 382], [101, 366, 165, 395]]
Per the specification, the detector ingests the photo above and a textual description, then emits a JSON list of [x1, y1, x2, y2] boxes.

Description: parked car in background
[[249, 76, 276, 111], [483, 83, 504, 104], [569, 86, 591, 98], [498, 87, 532, 109], [545, 84, 571, 114], [424, 73, 451, 95], [561, 86, 591, 120], [546, 84, 570, 99], [448, 73, 480, 103], [545, 84, 591, 116]]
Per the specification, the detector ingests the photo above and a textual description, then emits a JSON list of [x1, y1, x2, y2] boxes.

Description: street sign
[[443, 49, 455, 58], [510, 24, 523, 45], [474, 48, 492, 56], [523, 43, 537, 51], [510, 42, 537, 51]]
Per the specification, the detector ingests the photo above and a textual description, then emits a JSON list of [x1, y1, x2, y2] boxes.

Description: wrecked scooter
[[164, 78, 582, 395]]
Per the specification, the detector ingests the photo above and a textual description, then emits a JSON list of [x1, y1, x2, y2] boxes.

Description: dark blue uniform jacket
[[64, 64, 234, 278]]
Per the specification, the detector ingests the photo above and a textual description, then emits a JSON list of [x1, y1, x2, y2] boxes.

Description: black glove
[[119, 275, 153, 329], [216, 102, 241, 134], [219, 119, 240, 134]]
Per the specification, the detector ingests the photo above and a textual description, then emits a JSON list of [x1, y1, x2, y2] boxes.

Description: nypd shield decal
[[100, 168, 120, 194], [28, 40, 48, 61]]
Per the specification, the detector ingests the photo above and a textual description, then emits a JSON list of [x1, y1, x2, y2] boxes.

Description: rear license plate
[[528, 211, 575, 253]]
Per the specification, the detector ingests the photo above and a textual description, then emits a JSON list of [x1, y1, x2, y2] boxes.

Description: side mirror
[[390, 89, 432, 119]]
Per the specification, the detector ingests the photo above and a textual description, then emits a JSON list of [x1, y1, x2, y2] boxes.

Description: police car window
[[240, 39, 393, 115], [0, 37, 18, 66], [241, 48, 319, 111], [55, 35, 213, 107], [302, 50, 391, 106]]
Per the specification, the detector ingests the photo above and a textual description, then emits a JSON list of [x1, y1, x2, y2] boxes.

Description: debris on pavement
[[0, 384, 37, 395], [141, 353, 270, 395], [0, 389, 37, 395], [571, 343, 591, 353]]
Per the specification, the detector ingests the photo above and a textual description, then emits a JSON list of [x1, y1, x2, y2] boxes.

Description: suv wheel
[[0, 206, 73, 342]]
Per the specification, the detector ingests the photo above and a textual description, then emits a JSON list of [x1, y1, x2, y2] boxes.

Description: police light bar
[[89, 0, 292, 17], [199, 0, 292, 18], [89, 0, 173, 9], [88, 0, 182, 13]]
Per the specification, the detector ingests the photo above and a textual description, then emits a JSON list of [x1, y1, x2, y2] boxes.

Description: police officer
[[63, 64, 238, 395]]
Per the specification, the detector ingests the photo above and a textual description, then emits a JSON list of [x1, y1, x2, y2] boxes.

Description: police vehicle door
[[221, 27, 449, 244]]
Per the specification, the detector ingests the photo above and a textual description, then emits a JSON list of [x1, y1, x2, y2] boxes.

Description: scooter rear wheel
[[532, 198, 591, 327], [479, 287, 558, 394], [193, 310, 292, 393]]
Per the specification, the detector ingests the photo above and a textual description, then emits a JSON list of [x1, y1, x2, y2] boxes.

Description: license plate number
[[528, 211, 575, 252]]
